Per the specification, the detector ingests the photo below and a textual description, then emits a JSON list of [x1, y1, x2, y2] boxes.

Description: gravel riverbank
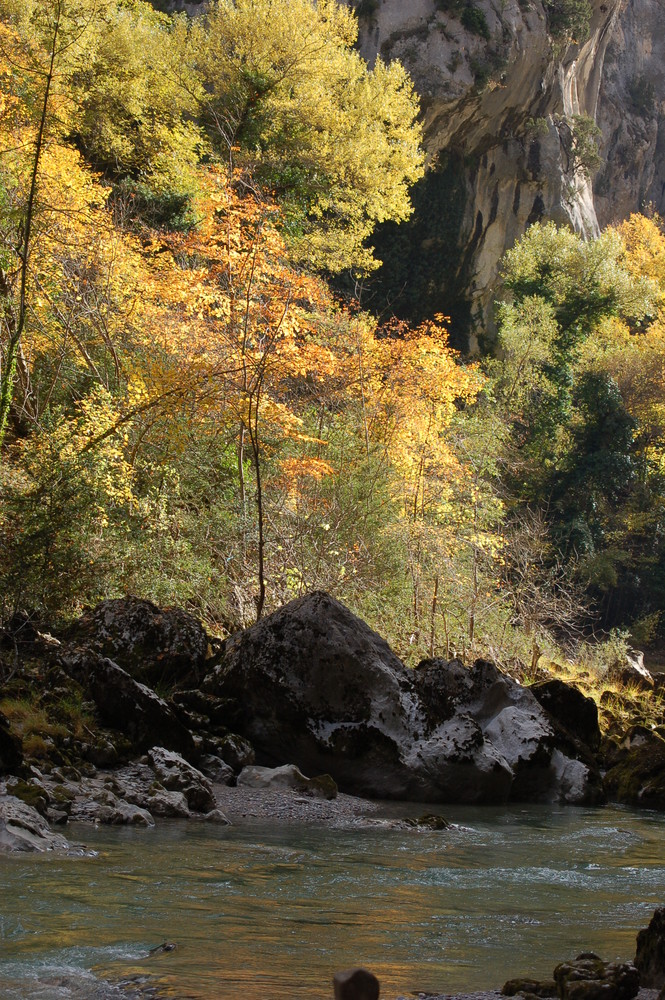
[[211, 782, 389, 828]]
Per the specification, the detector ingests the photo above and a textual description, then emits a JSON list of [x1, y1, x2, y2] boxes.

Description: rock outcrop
[[602, 726, 665, 809], [58, 649, 197, 759], [65, 597, 209, 687], [553, 954, 639, 1000], [2, 748, 227, 830], [0, 794, 71, 853], [204, 591, 602, 804], [635, 908, 665, 989], [355, 0, 665, 344], [150, 0, 665, 345]]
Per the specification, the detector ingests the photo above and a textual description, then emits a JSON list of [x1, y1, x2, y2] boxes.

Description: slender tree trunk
[[441, 606, 450, 659], [247, 391, 265, 621], [429, 574, 439, 657], [238, 423, 247, 556], [0, 3, 62, 445]]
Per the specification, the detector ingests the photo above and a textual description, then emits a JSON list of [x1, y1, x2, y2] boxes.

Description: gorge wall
[[350, 0, 665, 347], [154, 0, 665, 348]]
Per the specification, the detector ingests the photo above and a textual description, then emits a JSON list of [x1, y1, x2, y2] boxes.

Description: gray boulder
[[65, 596, 209, 687], [198, 754, 235, 785], [415, 658, 603, 804], [59, 650, 196, 759], [146, 747, 215, 812], [0, 794, 70, 852], [110, 762, 191, 818], [238, 764, 338, 799], [204, 591, 600, 804], [636, 907, 665, 988], [553, 955, 639, 1000], [70, 792, 154, 826]]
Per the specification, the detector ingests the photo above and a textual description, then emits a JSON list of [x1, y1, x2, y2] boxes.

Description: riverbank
[[3, 592, 665, 832], [210, 781, 441, 829]]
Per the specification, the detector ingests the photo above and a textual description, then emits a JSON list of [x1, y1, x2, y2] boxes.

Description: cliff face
[[595, 0, 665, 227], [351, 0, 657, 346]]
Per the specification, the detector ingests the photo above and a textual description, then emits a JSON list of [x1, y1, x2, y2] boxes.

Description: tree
[[186, 0, 424, 272], [494, 220, 662, 632], [66, 0, 202, 223], [0, 4, 103, 442], [498, 222, 655, 475]]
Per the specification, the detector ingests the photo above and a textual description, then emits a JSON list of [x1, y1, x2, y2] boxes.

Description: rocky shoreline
[[2, 590, 665, 851]]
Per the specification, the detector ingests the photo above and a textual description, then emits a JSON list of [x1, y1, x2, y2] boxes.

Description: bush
[[543, 0, 592, 40], [628, 75, 655, 117], [110, 178, 198, 232], [461, 4, 491, 39]]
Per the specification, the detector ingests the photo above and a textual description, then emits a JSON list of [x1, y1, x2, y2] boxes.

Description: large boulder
[[58, 649, 196, 759], [146, 747, 215, 812], [0, 710, 23, 775], [553, 955, 639, 1000], [603, 727, 665, 808], [635, 908, 665, 987], [65, 597, 209, 688], [237, 764, 338, 800], [0, 794, 70, 853], [529, 679, 601, 753], [414, 658, 604, 804], [203, 591, 602, 804]]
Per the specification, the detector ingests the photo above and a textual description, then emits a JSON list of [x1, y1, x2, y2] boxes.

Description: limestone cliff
[[595, 0, 665, 227], [349, 0, 664, 346]]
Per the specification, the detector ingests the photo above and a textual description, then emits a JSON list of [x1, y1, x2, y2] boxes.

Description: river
[[1, 803, 663, 1000]]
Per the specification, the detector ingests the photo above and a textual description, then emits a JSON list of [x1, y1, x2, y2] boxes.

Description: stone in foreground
[[554, 954, 639, 1000], [635, 907, 665, 988], [0, 795, 70, 853], [334, 968, 380, 1000], [146, 747, 215, 812]]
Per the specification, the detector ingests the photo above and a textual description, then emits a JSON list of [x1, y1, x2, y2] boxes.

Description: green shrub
[[110, 178, 198, 232], [543, 0, 592, 40], [628, 75, 655, 117], [461, 3, 491, 39]]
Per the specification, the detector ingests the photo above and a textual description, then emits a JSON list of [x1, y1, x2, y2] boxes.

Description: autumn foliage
[[2, 0, 665, 664]]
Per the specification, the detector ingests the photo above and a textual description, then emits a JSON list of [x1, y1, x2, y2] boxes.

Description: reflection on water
[[1, 804, 664, 1000]]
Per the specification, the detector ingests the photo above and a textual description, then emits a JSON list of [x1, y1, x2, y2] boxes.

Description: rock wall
[[351, 0, 665, 345], [595, 0, 665, 226]]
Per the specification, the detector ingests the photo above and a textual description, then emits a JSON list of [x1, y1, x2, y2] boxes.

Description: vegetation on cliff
[[1, 0, 665, 683]]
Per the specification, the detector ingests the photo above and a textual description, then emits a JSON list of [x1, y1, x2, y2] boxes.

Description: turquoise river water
[[1, 803, 664, 1000]]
